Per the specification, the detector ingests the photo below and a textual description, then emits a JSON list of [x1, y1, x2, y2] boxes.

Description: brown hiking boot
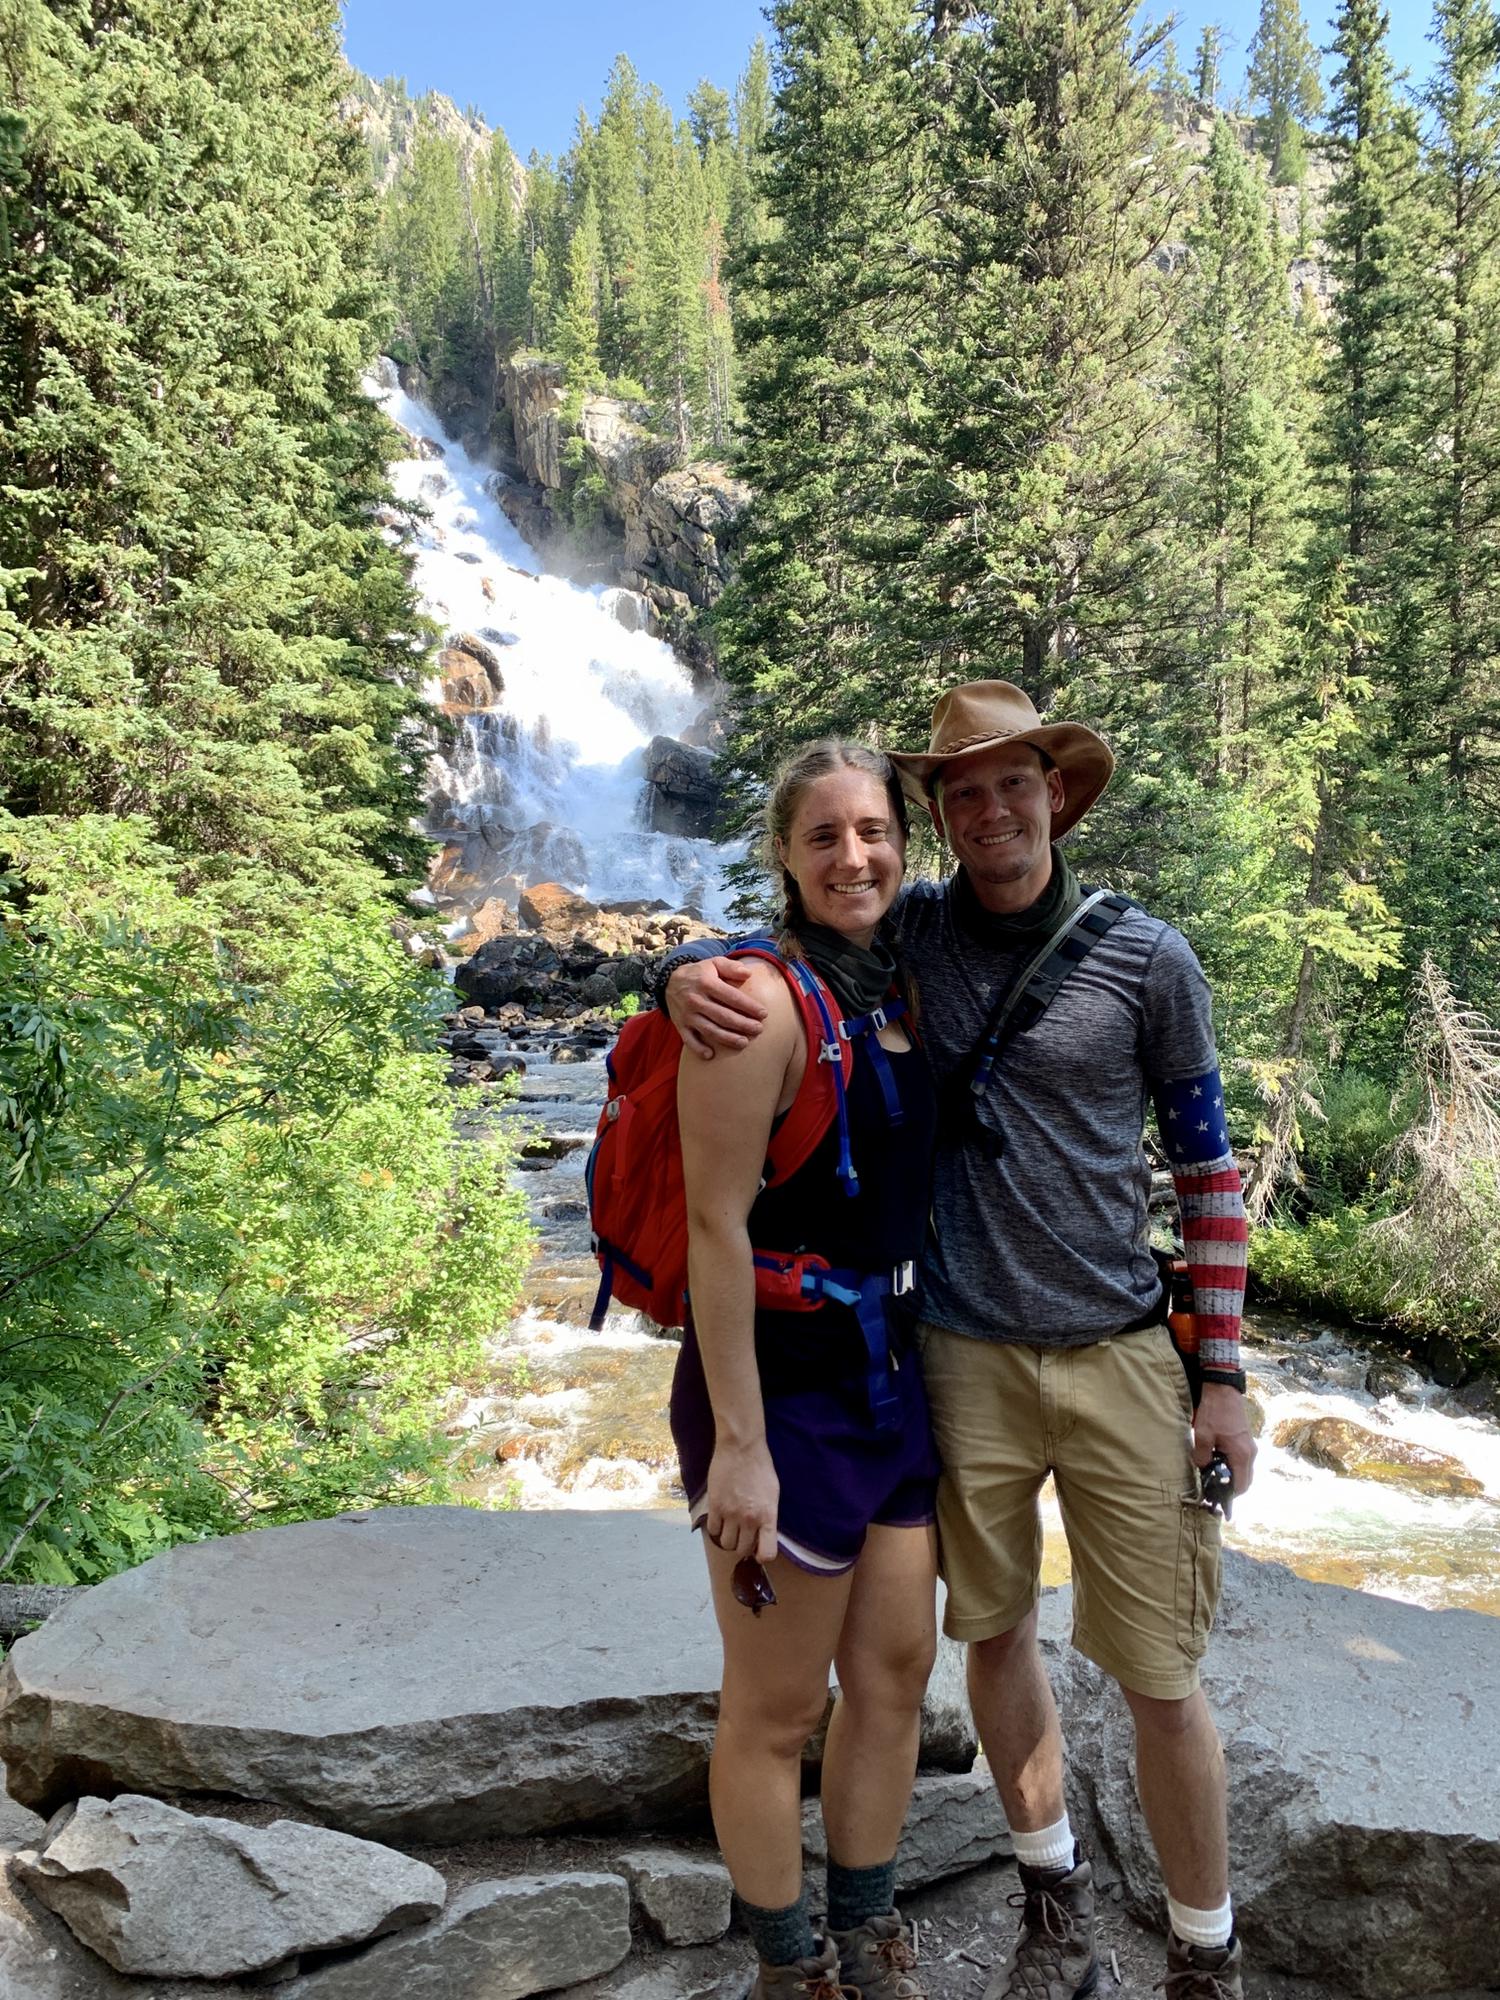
[[982, 1854, 1097, 2000], [829, 1913, 927, 2000], [1164, 1931, 1243, 2000], [750, 1937, 859, 2000]]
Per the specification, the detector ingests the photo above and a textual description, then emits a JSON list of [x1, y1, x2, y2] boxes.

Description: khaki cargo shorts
[[918, 1321, 1222, 1699]]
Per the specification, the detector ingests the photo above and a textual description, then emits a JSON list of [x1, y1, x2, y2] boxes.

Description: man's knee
[[1121, 1682, 1215, 1742], [969, 1603, 1040, 1682]]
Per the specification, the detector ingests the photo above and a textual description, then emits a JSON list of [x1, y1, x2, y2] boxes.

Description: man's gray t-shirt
[[888, 878, 1219, 1345]]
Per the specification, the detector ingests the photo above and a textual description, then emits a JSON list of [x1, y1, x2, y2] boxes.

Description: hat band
[[929, 726, 1026, 756]]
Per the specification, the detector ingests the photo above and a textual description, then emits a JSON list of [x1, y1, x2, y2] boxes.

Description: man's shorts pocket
[[1175, 1495, 1223, 1662]]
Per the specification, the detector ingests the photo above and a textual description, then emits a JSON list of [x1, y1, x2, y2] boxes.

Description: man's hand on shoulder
[[667, 957, 770, 1061], [1192, 1381, 1257, 1497]]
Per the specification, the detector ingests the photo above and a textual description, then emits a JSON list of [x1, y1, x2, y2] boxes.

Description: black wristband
[[1198, 1366, 1247, 1393], [651, 947, 698, 1010]]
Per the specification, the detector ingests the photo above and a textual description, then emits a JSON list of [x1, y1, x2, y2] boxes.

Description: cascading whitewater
[[366, 360, 737, 925]]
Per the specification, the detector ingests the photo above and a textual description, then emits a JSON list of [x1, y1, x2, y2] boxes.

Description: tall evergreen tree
[[556, 185, 604, 382], [1246, 0, 1325, 183], [910, 1, 1191, 732], [714, 0, 932, 792], [1, 0, 430, 901], [1176, 119, 1309, 774]]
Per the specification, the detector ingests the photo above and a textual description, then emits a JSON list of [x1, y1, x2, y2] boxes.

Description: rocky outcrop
[[294, 1872, 632, 2000], [615, 1850, 731, 1946], [1272, 1415, 1485, 1498], [14, 1794, 443, 1978], [643, 736, 722, 840], [803, 1772, 1011, 1893], [0, 1510, 972, 1849], [1044, 1550, 1500, 1996], [451, 888, 719, 1018], [497, 360, 748, 632]]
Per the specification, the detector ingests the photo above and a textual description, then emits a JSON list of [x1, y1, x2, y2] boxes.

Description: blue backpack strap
[[838, 995, 908, 1129]]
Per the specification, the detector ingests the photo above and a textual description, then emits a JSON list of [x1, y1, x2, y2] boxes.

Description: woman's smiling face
[[776, 767, 906, 944]]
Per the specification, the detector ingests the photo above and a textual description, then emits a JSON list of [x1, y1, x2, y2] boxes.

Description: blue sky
[[338, 2, 1438, 164]]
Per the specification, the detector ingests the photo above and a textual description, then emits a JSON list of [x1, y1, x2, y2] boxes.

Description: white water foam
[[365, 362, 739, 921]]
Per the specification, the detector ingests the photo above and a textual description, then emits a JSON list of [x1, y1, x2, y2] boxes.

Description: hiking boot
[[981, 1853, 1097, 2000], [829, 1912, 927, 2000], [1164, 1931, 1243, 2000], [749, 1937, 858, 2000]]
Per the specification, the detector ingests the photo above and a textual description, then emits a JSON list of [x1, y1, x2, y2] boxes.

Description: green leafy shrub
[[0, 849, 532, 1584]]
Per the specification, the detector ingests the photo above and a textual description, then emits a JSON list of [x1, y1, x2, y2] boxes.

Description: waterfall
[[365, 361, 738, 926]]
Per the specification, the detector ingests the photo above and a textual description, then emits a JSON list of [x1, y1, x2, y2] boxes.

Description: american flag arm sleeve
[[1152, 1067, 1247, 1375]]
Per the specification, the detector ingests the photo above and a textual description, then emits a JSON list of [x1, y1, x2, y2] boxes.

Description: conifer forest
[[4, 0, 1500, 1586]]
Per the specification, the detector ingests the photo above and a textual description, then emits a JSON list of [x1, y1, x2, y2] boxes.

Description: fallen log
[[0, 1583, 81, 1645]]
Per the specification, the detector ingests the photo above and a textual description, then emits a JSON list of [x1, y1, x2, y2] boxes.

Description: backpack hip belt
[[752, 1251, 917, 1432]]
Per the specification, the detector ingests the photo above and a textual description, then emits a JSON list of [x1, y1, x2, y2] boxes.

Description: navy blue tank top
[[748, 1022, 937, 1392]]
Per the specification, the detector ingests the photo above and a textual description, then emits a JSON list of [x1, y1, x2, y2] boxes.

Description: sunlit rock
[[1272, 1416, 1484, 1498]]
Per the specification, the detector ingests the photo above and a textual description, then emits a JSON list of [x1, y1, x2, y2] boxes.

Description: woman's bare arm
[[678, 963, 802, 1562]]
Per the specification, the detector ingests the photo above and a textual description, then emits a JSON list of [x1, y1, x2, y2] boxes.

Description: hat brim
[[888, 723, 1114, 839]]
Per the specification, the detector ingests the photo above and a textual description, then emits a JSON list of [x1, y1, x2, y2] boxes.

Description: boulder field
[[0, 1511, 1496, 1997]]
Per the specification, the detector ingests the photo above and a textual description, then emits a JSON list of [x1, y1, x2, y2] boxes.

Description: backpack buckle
[[892, 1260, 915, 1297], [605, 1099, 622, 1123], [819, 1039, 841, 1064]]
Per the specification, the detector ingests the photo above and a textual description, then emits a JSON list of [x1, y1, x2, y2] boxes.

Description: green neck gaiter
[[793, 922, 899, 1016], [954, 845, 1082, 950]]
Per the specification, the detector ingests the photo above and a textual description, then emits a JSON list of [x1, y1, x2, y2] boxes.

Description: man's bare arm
[[666, 956, 770, 1060]]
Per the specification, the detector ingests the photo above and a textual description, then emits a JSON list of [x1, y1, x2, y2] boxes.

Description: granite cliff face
[[494, 358, 748, 664]]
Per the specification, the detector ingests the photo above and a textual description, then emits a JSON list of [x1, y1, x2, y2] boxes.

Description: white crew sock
[[1011, 1813, 1076, 1874], [1168, 1894, 1234, 1951]]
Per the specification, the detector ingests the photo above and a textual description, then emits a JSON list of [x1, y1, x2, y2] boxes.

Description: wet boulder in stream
[[1272, 1415, 1485, 1498]]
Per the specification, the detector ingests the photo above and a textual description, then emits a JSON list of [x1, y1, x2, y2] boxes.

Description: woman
[[671, 740, 939, 2000]]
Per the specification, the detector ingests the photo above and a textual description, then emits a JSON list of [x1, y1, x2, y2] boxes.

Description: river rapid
[[371, 369, 1500, 1624]]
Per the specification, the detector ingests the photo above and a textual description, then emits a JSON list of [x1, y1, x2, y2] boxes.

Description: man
[[660, 683, 1255, 2000]]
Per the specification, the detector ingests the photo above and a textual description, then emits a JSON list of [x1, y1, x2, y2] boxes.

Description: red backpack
[[586, 945, 862, 1331]]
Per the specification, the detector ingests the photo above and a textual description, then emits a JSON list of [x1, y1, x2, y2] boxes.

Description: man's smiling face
[[930, 741, 1066, 911]]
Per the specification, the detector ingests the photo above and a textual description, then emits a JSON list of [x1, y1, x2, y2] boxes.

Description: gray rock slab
[[14, 1793, 444, 1978], [616, 1848, 731, 1944], [291, 1870, 631, 2000], [803, 1771, 1011, 1893], [0, 1508, 968, 1844], [0, 1509, 721, 1842], [1040, 1550, 1500, 1997], [1, 1861, 231, 2000], [0, 1769, 43, 1855]]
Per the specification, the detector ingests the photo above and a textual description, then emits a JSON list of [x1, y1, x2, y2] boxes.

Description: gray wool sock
[[826, 1857, 898, 1933], [739, 1886, 818, 1968]]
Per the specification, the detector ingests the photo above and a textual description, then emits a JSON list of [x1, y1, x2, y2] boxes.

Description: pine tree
[[910, 2, 1192, 729], [1195, 25, 1223, 108], [714, 0, 933, 792], [688, 79, 733, 157], [1246, 0, 1326, 184], [1413, 0, 1500, 794], [556, 186, 604, 383], [0, 0, 430, 899], [1176, 119, 1309, 774], [593, 56, 649, 380]]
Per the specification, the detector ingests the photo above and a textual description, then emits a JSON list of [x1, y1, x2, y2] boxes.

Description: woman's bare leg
[[822, 1522, 939, 1867], [704, 1541, 852, 1908]]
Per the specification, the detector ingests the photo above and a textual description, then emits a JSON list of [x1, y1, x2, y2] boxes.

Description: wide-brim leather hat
[[887, 680, 1114, 838]]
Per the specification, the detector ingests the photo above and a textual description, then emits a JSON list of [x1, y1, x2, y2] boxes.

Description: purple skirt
[[670, 1324, 940, 1575]]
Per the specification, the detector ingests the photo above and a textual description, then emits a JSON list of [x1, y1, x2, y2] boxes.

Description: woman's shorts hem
[[687, 1493, 937, 1578]]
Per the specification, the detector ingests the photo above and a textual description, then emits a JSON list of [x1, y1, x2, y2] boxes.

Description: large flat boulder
[[14, 1793, 444, 1977], [0, 1509, 971, 1846], [1042, 1549, 1500, 1997]]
